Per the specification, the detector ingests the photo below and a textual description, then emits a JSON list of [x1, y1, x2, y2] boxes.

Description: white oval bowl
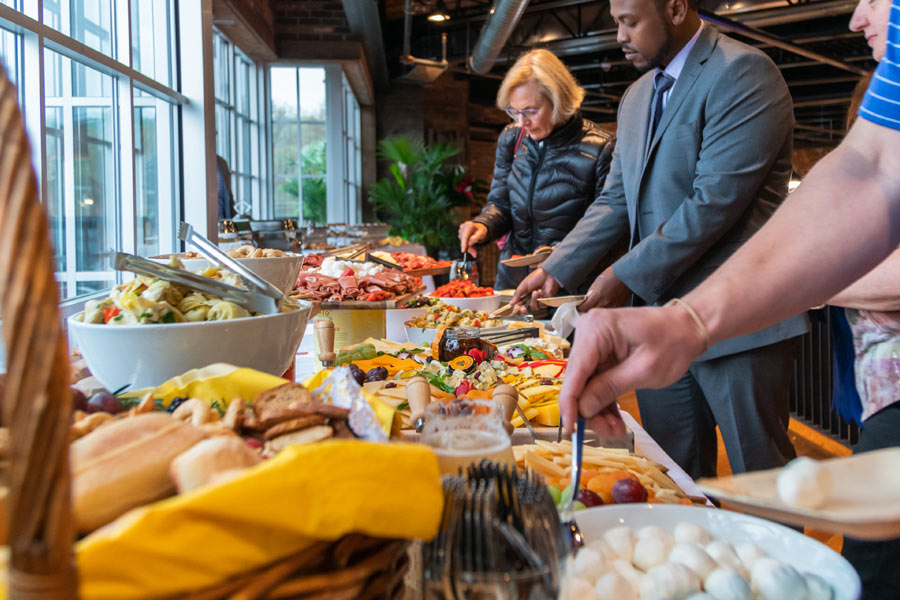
[[575, 503, 860, 600], [404, 324, 438, 348], [427, 294, 501, 313], [68, 301, 312, 391], [385, 307, 429, 343], [150, 254, 303, 294]]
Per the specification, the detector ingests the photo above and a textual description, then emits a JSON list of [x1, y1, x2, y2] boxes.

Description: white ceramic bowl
[[575, 503, 861, 600], [151, 254, 303, 294], [404, 324, 439, 347], [385, 307, 429, 342], [427, 294, 501, 313], [67, 301, 312, 391]]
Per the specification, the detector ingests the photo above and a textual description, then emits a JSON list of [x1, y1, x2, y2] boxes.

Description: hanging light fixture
[[427, 0, 450, 22]]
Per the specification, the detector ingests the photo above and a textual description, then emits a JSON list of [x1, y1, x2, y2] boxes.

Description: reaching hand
[[577, 267, 633, 312], [511, 267, 561, 312], [458, 221, 488, 256], [558, 304, 707, 431]]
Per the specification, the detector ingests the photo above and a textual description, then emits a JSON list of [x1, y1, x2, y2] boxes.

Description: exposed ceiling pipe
[[468, 0, 531, 74], [342, 0, 390, 92], [699, 9, 868, 76]]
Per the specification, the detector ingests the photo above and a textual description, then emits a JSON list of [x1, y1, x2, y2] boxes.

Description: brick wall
[[272, 0, 356, 45]]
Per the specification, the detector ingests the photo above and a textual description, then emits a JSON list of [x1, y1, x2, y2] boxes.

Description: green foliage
[[369, 137, 483, 255], [277, 139, 327, 223]]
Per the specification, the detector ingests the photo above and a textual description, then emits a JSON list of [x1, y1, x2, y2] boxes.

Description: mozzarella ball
[[588, 538, 622, 564], [706, 541, 747, 578], [573, 547, 610, 583], [776, 457, 832, 509], [669, 544, 718, 580], [640, 562, 701, 600], [638, 525, 676, 547], [561, 576, 596, 600], [603, 525, 636, 562], [751, 557, 807, 600], [734, 542, 766, 572], [612, 558, 643, 596], [595, 570, 636, 600], [704, 568, 752, 600], [634, 535, 671, 572], [675, 521, 711, 546], [803, 573, 834, 600]]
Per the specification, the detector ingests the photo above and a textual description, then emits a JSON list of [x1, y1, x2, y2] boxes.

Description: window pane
[[215, 104, 230, 159], [237, 59, 250, 116], [271, 67, 297, 121], [238, 116, 251, 174], [298, 68, 325, 121], [274, 177, 298, 219], [132, 0, 173, 87], [214, 34, 230, 103], [46, 49, 116, 300], [46, 107, 65, 273], [0, 27, 20, 93], [302, 176, 326, 224], [273, 122, 298, 176], [47, 0, 114, 58], [301, 123, 326, 175], [73, 105, 115, 273], [135, 106, 158, 257]]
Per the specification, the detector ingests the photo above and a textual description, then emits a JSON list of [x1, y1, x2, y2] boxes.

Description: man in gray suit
[[512, 0, 808, 479]]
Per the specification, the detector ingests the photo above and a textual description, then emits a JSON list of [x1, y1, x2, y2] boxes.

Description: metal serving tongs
[[114, 253, 281, 314], [559, 418, 586, 551], [178, 222, 284, 302], [450, 251, 478, 284]]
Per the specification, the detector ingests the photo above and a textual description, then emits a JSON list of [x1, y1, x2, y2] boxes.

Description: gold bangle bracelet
[[665, 297, 711, 354]]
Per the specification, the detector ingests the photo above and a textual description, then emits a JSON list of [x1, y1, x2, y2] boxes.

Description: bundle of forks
[[422, 460, 572, 599]]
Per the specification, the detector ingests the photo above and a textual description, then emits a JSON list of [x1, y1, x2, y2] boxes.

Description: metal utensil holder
[[422, 460, 571, 599]]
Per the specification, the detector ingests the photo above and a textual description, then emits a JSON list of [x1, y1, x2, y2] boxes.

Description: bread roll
[[170, 436, 261, 494], [71, 412, 206, 533]]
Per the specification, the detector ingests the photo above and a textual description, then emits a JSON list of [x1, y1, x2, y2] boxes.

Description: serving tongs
[[477, 326, 541, 345], [450, 252, 478, 284], [179, 223, 284, 301], [114, 253, 281, 314], [364, 252, 404, 271], [319, 242, 369, 259]]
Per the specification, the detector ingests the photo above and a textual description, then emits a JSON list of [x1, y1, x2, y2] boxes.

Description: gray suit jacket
[[541, 26, 808, 360]]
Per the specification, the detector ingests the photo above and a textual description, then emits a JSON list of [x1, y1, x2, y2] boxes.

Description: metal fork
[[558, 418, 585, 551]]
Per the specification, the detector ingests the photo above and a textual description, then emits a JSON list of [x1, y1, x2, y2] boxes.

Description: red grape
[[87, 392, 124, 415], [575, 488, 604, 508], [72, 388, 88, 412], [611, 478, 648, 503]]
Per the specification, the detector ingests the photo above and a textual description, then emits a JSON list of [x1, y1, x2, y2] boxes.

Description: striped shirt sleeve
[[859, 0, 900, 129]]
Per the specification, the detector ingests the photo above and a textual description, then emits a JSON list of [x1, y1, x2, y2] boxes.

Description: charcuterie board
[[316, 287, 426, 310]]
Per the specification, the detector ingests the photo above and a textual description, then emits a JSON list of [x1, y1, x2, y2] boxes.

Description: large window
[[0, 0, 182, 301], [212, 30, 265, 217], [271, 66, 327, 223]]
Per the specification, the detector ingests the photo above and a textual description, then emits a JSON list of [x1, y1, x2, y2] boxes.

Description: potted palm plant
[[369, 136, 486, 258]]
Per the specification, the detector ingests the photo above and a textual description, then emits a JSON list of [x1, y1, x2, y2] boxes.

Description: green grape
[[548, 485, 562, 505], [573, 501, 587, 511], [360, 344, 377, 360], [349, 351, 364, 362], [335, 352, 350, 366]]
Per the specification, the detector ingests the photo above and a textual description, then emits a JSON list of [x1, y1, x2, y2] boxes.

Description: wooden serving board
[[537, 295, 585, 308], [697, 448, 900, 540], [403, 265, 451, 277], [501, 249, 552, 267], [316, 287, 425, 310]]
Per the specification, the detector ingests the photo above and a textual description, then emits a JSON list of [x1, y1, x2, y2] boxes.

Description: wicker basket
[[0, 64, 409, 599]]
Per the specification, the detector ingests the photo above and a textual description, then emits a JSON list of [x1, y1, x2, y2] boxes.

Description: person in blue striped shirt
[[557, 1, 900, 596]]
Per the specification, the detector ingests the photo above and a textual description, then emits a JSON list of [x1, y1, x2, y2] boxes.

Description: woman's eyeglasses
[[504, 107, 541, 120]]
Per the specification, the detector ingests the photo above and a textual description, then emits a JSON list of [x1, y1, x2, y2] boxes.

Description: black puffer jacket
[[473, 113, 615, 290]]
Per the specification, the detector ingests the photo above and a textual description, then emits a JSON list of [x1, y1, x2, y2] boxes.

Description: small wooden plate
[[537, 295, 585, 308], [698, 448, 900, 540], [501, 248, 552, 267]]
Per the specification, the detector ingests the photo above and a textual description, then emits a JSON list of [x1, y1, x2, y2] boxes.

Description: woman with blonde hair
[[458, 48, 615, 291]]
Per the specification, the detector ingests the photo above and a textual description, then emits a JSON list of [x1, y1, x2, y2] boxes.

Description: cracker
[[264, 415, 327, 440]]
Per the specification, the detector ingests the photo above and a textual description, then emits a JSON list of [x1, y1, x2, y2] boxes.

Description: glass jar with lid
[[434, 326, 498, 362]]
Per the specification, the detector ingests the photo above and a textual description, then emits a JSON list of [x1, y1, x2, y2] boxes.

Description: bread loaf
[[71, 412, 205, 533], [170, 436, 261, 494]]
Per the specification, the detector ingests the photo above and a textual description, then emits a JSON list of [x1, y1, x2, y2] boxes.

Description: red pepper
[[454, 380, 471, 397], [340, 267, 355, 279], [103, 306, 121, 323], [467, 348, 485, 364]]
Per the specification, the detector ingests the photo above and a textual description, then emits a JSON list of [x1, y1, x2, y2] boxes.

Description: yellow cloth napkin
[[74, 440, 441, 599], [122, 362, 288, 408]]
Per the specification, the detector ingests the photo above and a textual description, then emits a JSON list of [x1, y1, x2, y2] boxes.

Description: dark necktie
[[647, 71, 675, 152]]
